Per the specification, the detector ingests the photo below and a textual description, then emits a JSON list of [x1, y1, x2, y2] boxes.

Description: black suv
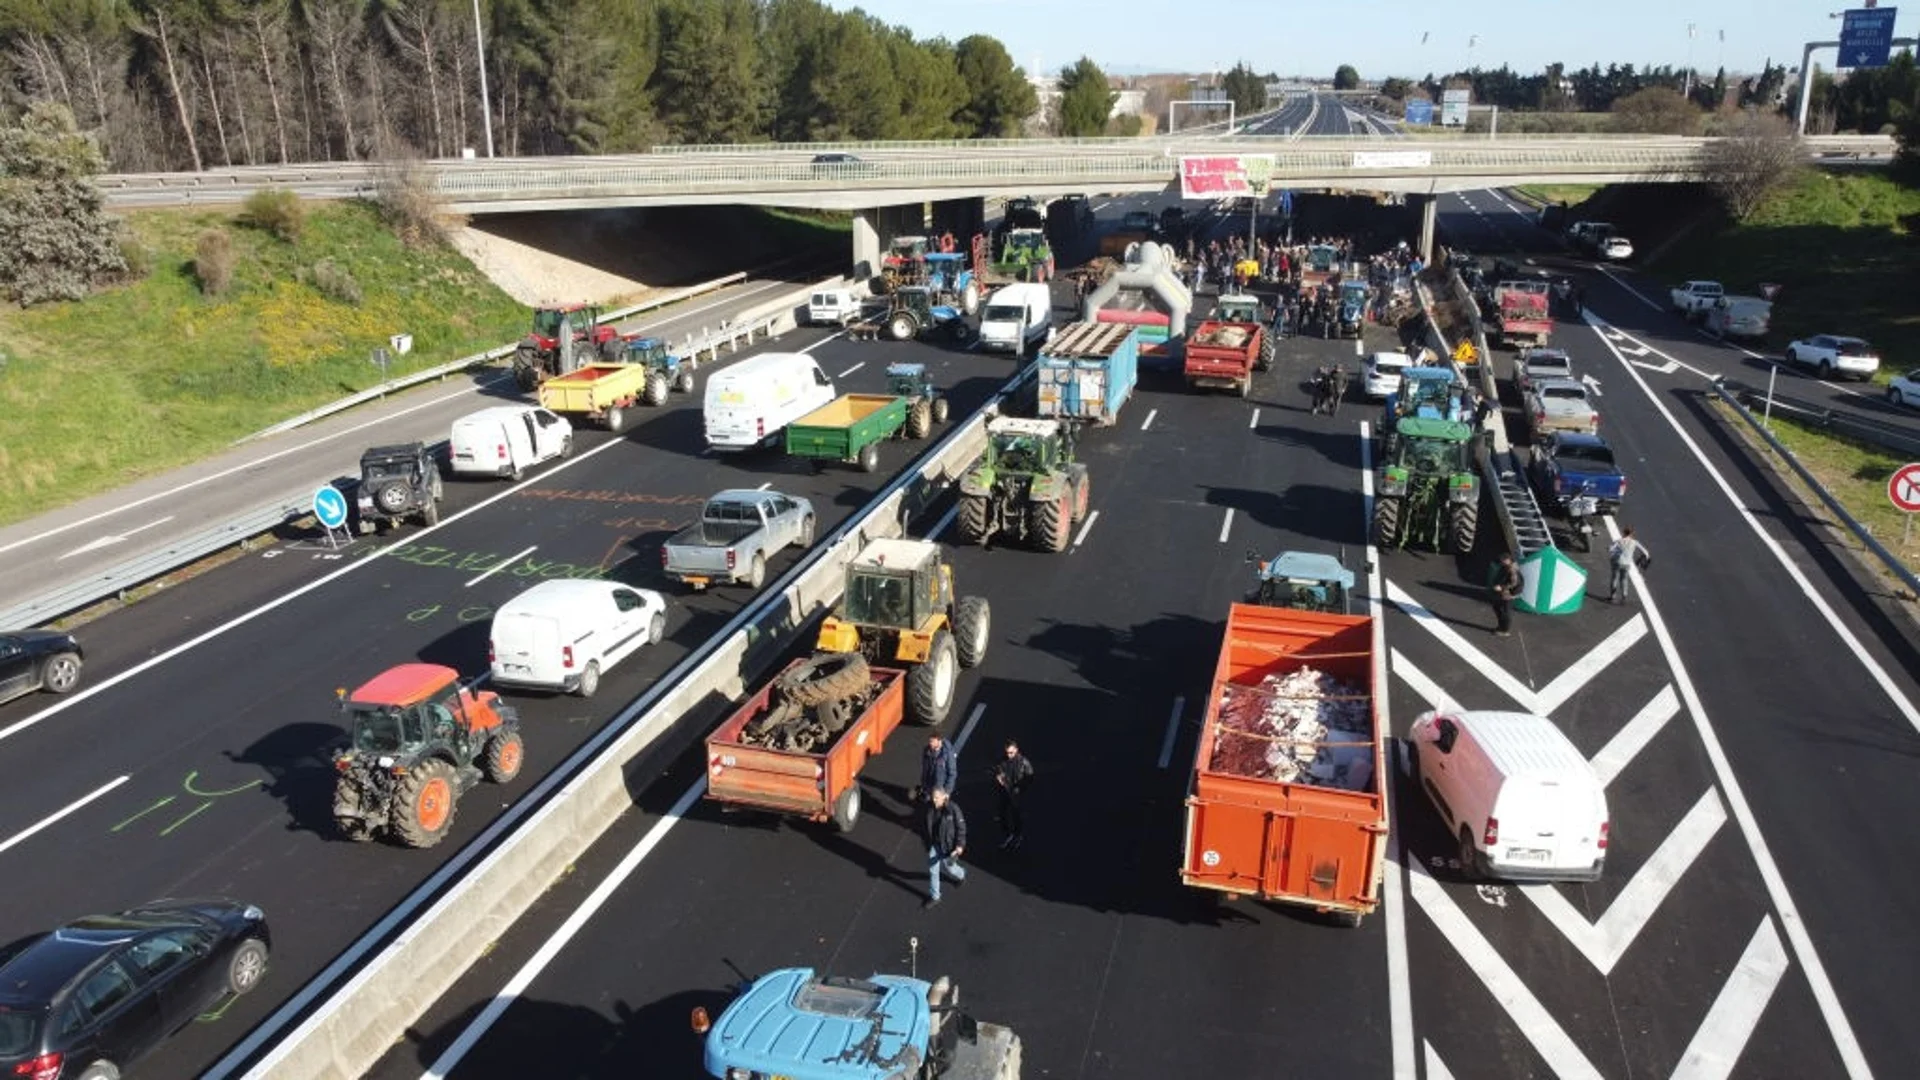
[[354, 443, 442, 533]]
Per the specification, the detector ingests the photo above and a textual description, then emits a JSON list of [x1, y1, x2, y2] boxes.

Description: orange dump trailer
[[705, 657, 906, 834], [1181, 603, 1387, 926]]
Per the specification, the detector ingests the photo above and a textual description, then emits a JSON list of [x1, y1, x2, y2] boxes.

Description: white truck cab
[[978, 283, 1054, 353]]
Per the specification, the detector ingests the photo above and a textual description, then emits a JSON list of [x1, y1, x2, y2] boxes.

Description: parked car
[[1596, 235, 1633, 260], [1670, 280, 1724, 318], [1529, 432, 1628, 515], [661, 489, 815, 591], [489, 579, 667, 698], [1526, 377, 1600, 438], [1785, 334, 1881, 381], [448, 405, 572, 481], [0, 629, 84, 706], [1886, 369, 1920, 407], [0, 899, 270, 1080], [1362, 351, 1413, 399], [1513, 347, 1574, 398]]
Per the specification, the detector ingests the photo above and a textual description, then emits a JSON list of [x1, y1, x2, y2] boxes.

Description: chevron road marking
[[1672, 919, 1792, 1080], [1423, 1042, 1459, 1080], [1519, 789, 1727, 975], [1590, 685, 1681, 787], [1385, 581, 1536, 706], [1389, 648, 1456, 712], [1531, 616, 1646, 715]]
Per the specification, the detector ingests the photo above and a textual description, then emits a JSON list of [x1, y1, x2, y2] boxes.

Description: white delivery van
[[449, 405, 573, 480], [1408, 709, 1609, 882], [488, 578, 668, 698], [977, 283, 1054, 353], [807, 288, 860, 327], [703, 352, 836, 451]]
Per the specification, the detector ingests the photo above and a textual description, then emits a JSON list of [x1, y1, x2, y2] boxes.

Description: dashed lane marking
[[838, 361, 864, 378], [464, 545, 536, 589], [1248, 408, 1261, 430], [1216, 507, 1234, 543], [1141, 408, 1157, 431], [1072, 509, 1100, 549], [0, 776, 129, 857]]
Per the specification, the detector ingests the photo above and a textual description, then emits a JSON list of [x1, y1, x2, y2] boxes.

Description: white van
[[488, 578, 668, 698], [449, 405, 573, 480], [807, 288, 860, 327], [1408, 709, 1609, 882], [978, 283, 1054, 353], [703, 352, 836, 452]]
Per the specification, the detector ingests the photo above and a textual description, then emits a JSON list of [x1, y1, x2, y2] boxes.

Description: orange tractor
[[512, 303, 623, 390], [331, 663, 524, 848]]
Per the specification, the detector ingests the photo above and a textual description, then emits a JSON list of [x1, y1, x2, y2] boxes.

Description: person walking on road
[[915, 733, 956, 806], [922, 787, 967, 908], [992, 740, 1034, 849], [1488, 553, 1522, 637], [1607, 527, 1650, 604], [1328, 366, 1350, 417]]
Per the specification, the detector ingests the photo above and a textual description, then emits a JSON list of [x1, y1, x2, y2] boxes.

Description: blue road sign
[[1280, 190, 1294, 215], [1840, 6, 1898, 68], [1405, 99, 1434, 125], [313, 485, 348, 530]]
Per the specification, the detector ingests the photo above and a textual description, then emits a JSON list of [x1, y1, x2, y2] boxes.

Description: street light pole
[[472, 0, 495, 158], [1683, 23, 1697, 99]]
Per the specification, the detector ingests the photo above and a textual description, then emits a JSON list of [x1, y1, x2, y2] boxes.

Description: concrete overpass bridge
[[95, 132, 1893, 270]]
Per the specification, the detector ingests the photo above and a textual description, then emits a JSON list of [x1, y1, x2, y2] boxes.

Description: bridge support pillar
[[930, 197, 986, 246], [1416, 194, 1438, 265], [851, 204, 926, 283]]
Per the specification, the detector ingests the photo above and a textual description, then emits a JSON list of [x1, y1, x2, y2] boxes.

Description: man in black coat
[[992, 740, 1034, 849], [913, 733, 956, 805], [922, 787, 968, 907]]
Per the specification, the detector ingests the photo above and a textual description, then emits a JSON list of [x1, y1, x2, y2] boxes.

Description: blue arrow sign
[[313, 485, 348, 530], [1839, 6, 1898, 68], [1404, 99, 1434, 125]]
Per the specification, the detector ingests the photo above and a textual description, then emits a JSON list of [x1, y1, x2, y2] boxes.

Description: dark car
[[1529, 431, 1628, 514], [809, 152, 877, 177], [0, 630, 84, 707], [0, 900, 269, 1080]]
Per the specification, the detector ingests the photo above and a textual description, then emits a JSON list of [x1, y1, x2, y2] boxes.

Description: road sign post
[[312, 484, 351, 550], [1840, 6, 1899, 67], [1887, 461, 1920, 546]]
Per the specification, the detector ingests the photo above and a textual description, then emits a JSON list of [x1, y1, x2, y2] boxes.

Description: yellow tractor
[[814, 538, 991, 726]]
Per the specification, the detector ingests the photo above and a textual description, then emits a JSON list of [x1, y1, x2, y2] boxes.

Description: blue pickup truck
[[1530, 431, 1628, 515]]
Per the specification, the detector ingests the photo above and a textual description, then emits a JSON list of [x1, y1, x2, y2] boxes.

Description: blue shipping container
[[1036, 322, 1139, 427]]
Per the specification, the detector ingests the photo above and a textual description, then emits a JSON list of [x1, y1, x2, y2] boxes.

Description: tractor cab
[[1215, 293, 1263, 325], [1389, 367, 1471, 424], [515, 303, 616, 388], [822, 538, 951, 647], [886, 361, 935, 401], [1246, 550, 1357, 614], [1306, 245, 1339, 274], [528, 303, 602, 350], [336, 664, 502, 764], [882, 236, 931, 291], [621, 335, 672, 368], [986, 416, 1070, 474]]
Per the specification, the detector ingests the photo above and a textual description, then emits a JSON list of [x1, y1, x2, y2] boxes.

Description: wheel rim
[[46, 657, 79, 692], [497, 738, 522, 776], [234, 945, 265, 991], [417, 777, 452, 833], [845, 786, 861, 826], [651, 613, 665, 643], [968, 609, 990, 657]]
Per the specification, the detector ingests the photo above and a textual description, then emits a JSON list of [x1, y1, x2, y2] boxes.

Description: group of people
[[914, 732, 1034, 908], [1308, 365, 1351, 416]]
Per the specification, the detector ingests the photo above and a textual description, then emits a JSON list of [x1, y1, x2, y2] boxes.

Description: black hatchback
[[0, 900, 270, 1080]]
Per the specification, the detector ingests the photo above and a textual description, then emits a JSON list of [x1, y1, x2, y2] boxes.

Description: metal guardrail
[[1720, 378, 1920, 459], [1711, 377, 1920, 598]]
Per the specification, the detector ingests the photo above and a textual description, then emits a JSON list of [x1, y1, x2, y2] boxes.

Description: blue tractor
[[619, 335, 696, 406], [922, 252, 982, 317], [1337, 280, 1372, 338], [883, 285, 975, 343], [1246, 549, 1357, 614], [697, 966, 1021, 1080]]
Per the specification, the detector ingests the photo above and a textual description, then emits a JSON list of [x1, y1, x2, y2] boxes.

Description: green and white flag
[[1515, 547, 1586, 615]]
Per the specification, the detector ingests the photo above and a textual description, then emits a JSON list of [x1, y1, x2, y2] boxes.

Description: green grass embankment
[[1511, 184, 1602, 207]]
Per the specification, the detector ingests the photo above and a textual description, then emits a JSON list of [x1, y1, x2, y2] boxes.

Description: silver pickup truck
[[661, 489, 815, 590], [1526, 378, 1600, 439]]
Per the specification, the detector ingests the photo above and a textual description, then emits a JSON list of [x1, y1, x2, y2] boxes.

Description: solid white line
[[1354, 337, 1364, 356], [1518, 789, 1727, 975], [1217, 508, 1234, 543], [464, 545, 536, 589], [1248, 408, 1261, 430], [1597, 507, 1877, 1079], [0, 776, 130, 857], [1389, 649, 1456, 712], [0, 435, 633, 747], [1409, 862, 1605, 1080], [1154, 696, 1185, 769], [1590, 684, 1681, 788], [1671, 918, 1793, 1080], [801, 329, 850, 354], [755, 481, 773, 490], [1531, 614, 1648, 715], [1072, 509, 1100, 548], [1423, 1043, 1459, 1080], [838, 361, 864, 377], [953, 703, 986, 754], [1594, 263, 1667, 314], [924, 502, 960, 541], [418, 777, 706, 1079], [1386, 580, 1537, 707], [1140, 408, 1157, 431], [121, 515, 176, 537]]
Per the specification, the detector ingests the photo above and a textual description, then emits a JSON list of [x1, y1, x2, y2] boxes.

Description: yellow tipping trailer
[[536, 362, 652, 433]]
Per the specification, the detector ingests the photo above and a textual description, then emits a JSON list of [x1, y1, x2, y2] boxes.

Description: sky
[[826, 0, 1907, 78]]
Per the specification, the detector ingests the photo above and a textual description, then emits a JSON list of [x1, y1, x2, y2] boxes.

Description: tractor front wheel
[[1372, 497, 1402, 548], [907, 630, 958, 726], [954, 596, 991, 668], [393, 759, 458, 849], [887, 313, 917, 341], [674, 369, 696, 394], [955, 494, 990, 545], [643, 373, 670, 406], [1447, 503, 1479, 554], [906, 400, 932, 440], [484, 731, 525, 783]]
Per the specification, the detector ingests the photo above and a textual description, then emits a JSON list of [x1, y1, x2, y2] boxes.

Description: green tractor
[[1373, 416, 1481, 554], [994, 228, 1056, 282], [954, 416, 1090, 553]]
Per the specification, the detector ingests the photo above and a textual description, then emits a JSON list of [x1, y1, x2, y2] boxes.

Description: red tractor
[[331, 663, 524, 848], [512, 303, 622, 390]]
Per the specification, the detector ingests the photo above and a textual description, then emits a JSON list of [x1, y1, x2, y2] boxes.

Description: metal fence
[[1720, 378, 1920, 458]]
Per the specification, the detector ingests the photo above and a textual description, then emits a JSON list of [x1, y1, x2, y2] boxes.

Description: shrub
[[370, 155, 461, 249], [306, 258, 363, 305], [115, 231, 155, 281], [194, 229, 234, 296], [239, 187, 305, 242]]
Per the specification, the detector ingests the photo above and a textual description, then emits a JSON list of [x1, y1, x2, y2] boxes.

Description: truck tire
[[906, 399, 932, 440], [644, 373, 669, 406], [907, 630, 958, 726], [1033, 493, 1070, 552], [780, 652, 871, 708], [1457, 827, 1481, 880], [799, 515, 816, 548], [954, 596, 991, 668], [483, 730, 525, 783], [858, 442, 881, 473], [932, 397, 950, 424], [393, 759, 458, 849], [948, 320, 974, 344], [674, 369, 696, 394], [887, 313, 917, 341], [955, 494, 990, 545], [422, 498, 439, 527], [1257, 335, 1274, 372], [747, 552, 767, 589], [1329, 909, 1365, 929], [1447, 503, 1479, 555], [604, 405, 626, 434], [1372, 497, 1401, 548], [831, 783, 862, 833], [576, 661, 600, 699]]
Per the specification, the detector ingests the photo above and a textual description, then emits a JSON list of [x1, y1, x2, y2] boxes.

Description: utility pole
[[472, 0, 495, 158], [1683, 23, 1697, 100]]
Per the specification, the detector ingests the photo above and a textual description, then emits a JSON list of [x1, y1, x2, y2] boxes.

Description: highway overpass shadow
[[400, 993, 717, 1078], [1198, 482, 1365, 548]]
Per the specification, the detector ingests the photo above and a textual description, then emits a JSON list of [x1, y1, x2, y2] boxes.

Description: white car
[[1886, 370, 1920, 407], [1363, 352, 1412, 399], [1785, 335, 1880, 381], [1597, 235, 1633, 260], [489, 579, 668, 697]]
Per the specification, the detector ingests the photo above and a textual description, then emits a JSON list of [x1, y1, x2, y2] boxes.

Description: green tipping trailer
[[784, 393, 915, 473]]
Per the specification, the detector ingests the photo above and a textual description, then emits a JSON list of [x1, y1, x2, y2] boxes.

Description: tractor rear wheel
[[1447, 503, 1479, 554], [514, 362, 537, 393], [393, 759, 458, 848], [1372, 497, 1402, 548], [643, 373, 669, 406], [887, 313, 917, 341], [483, 731, 525, 783], [907, 630, 958, 726], [1033, 492, 1071, 552], [955, 494, 990, 545], [906, 400, 932, 440], [780, 652, 871, 708], [954, 596, 991, 668], [961, 282, 981, 316]]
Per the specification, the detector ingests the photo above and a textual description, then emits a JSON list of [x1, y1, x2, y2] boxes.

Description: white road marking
[[1216, 507, 1234, 543], [1408, 862, 1605, 1080], [1094, 201, 1111, 211], [1354, 337, 1364, 356], [1140, 408, 1157, 431], [1518, 789, 1727, 975], [838, 361, 864, 377], [1154, 696, 1185, 769], [1388, 650, 1456, 712], [417, 777, 707, 1079], [59, 514, 180, 560], [1590, 684, 1681, 788], [1248, 408, 1261, 429], [800, 329, 850, 354], [1072, 509, 1100, 548], [1594, 263, 1669, 313], [1385, 581, 1535, 705], [755, 482, 772, 490], [464, 545, 536, 588], [924, 502, 961, 541], [1672, 919, 1793, 1080], [1423, 1042, 1460, 1080], [1586, 318, 1718, 380], [954, 703, 986, 754], [1530, 615, 1646, 715], [0, 775, 129, 857]]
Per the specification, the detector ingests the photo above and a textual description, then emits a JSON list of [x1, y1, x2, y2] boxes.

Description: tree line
[[0, 0, 1040, 173]]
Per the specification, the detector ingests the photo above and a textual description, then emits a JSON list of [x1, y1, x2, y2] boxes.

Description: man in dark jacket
[[992, 740, 1034, 849], [914, 733, 956, 805], [1488, 553, 1522, 637], [922, 787, 967, 907]]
